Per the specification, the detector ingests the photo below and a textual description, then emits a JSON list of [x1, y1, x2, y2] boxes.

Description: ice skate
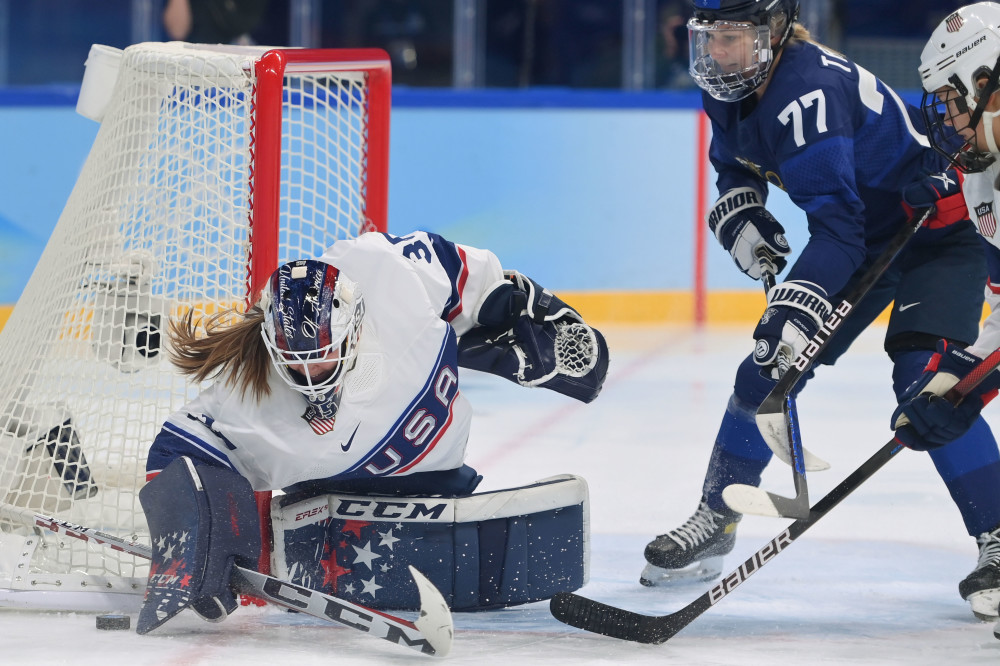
[[640, 498, 741, 586], [959, 524, 1000, 621]]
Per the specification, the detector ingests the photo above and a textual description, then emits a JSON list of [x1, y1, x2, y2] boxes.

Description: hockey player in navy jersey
[[641, 0, 1000, 622], [134, 230, 608, 633]]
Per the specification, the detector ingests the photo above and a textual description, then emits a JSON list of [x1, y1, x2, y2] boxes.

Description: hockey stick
[[722, 255, 810, 518], [756, 206, 934, 468], [0, 505, 453, 657], [550, 345, 1000, 645]]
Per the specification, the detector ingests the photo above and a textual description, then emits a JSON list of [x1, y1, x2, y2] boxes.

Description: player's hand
[[752, 280, 830, 373], [892, 340, 1000, 450], [708, 187, 791, 280], [902, 169, 968, 229]]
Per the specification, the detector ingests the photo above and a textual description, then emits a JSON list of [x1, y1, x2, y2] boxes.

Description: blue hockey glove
[[752, 280, 830, 373], [902, 169, 968, 230], [708, 186, 790, 280], [892, 340, 1000, 451]]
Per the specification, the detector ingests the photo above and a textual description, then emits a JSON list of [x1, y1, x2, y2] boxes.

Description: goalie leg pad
[[271, 474, 589, 612], [137, 457, 261, 634]]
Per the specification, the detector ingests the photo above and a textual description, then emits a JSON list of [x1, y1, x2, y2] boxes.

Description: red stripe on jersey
[[393, 392, 458, 475], [445, 246, 470, 322], [988, 278, 1000, 295]]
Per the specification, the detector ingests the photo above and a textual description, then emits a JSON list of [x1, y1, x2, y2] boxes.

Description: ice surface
[[2, 324, 998, 665]]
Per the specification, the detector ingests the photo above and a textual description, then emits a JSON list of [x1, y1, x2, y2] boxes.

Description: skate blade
[[639, 557, 723, 587], [968, 588, 1000, 621]]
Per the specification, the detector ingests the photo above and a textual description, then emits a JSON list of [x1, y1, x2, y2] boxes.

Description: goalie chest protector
[[270, 474, 589, 611]]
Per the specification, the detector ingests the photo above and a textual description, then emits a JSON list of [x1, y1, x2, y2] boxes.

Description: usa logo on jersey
[[976, 201, 997, 238]]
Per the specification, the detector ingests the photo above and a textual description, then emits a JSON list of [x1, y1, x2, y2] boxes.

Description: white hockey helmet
[[919, 2, 1000, 171]]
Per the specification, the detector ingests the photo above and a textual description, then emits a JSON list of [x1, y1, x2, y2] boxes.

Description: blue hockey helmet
[[688, 0, 801, 101], [260, 260, 364, 412]]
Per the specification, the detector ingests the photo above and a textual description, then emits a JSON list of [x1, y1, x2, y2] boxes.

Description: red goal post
[[249, 48, 391, 298], [0, 43, 390, 611]]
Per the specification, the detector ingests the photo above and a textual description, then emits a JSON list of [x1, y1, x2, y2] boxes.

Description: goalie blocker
[[271, 474, 589, 611], [137, 457, 261, 634]]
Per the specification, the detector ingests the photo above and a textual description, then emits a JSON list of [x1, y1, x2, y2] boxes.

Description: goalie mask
[[688, 0, 799, 102], [260, 260, 364, 418], [919, 3, 1000, 173]]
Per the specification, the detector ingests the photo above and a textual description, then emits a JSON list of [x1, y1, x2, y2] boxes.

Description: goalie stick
[[550, 344, 1000, 645], [722, 254, 811, 519], [0, 505, 453, 657], [755, 206, 934, 470]]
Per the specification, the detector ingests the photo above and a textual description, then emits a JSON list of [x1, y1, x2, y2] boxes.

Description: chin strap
[[962, 54, 1000, 155], [985, 110, 1000, 155]]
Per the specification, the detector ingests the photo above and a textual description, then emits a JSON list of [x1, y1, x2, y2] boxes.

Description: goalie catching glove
[[708, 186, 791, 280], [458, 271, 609, 403], [892, 340, 1000, 451], [753, 280, 830, 374]]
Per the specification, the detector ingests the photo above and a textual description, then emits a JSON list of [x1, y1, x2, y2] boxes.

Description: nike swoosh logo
[[898, 302, 920, 312], [341, 424, 360, 452]]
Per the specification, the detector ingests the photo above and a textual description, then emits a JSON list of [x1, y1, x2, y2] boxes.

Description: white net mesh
[[554, 322, 601, 377], [0, 42, 387, 610]]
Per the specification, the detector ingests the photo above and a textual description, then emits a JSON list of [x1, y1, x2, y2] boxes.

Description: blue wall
[[0, 88, 821, 303]]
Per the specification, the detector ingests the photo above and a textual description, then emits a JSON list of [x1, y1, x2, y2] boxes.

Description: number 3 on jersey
[[778, 90, 827, 148], [383, 232, 433, 263]]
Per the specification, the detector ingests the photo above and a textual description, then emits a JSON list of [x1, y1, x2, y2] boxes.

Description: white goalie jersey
[[146, 231, 506, 490]]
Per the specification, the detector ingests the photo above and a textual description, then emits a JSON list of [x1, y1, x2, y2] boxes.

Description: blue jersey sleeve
[[146, 412, 237, 478], [706, 115, 769, 199], [703, 42, 937, 298]]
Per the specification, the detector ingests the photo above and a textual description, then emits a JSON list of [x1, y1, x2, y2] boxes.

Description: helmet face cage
[[919, 4, 1000, 172], [688, 20, 772, 102], [688, 0, 799, 101], [920, 85, 995, 173], [261, 260, 364, 402]]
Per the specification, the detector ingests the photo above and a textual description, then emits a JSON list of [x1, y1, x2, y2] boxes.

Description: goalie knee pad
[[272, 474, 589, 612], [137, 457, 261, 634]]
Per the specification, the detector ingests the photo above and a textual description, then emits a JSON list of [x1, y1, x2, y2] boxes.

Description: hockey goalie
[[135, 230, 609, 632]]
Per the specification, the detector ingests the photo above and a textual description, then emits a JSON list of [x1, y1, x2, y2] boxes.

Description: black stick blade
[[550, 593, 673, 644]]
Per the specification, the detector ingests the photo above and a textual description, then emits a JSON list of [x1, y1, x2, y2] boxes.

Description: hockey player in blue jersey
[[641, 0, 1000, 621], [134, 230, 608, 633]]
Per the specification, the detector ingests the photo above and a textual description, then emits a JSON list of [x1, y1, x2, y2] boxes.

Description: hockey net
[[0, 42, 390, 611]]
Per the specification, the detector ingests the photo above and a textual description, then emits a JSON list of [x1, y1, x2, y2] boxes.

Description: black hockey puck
[[96, 613, 130, 631]]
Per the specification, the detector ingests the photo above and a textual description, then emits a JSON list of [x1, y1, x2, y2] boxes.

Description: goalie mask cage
[[0, 42, 390, 611]]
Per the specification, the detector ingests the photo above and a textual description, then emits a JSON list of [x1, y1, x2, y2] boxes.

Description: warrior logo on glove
[[708, 187, 791, 280], [753, 280, 832, 370]]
